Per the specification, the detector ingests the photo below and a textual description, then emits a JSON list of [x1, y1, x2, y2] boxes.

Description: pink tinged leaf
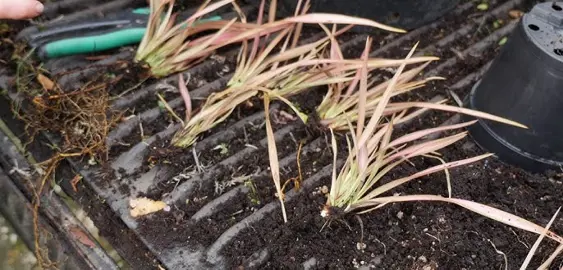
[[538, 244, 563, 269], [359, 122, 396, 197], [155, 2, 176, 38], [357, 42, 420, 149], [249, 0, 266, 63], [178, 74, 192, 122], [185, 21, 258, 37], [386, 102, 527, 129], [231, 1, 247, 23], [343, 37, 372, 98], [201, 32, 244, 46], [385, 133, 467, 162], [284, 13, 406, 33], [185, 0, 234, 25], [386, 107, 430, 126], [289, 0, 310, 49], [293, 0, 304, 16], [330, 33, 343, 61], [318, 23, 343, 61], [293, 57, 439, 71], [266, 38, 326, 64], [397, 61, 432, 84], [358, 147, 368, 172], [69, 226, 96, 248], [342, 71, 362, 99], [250, 28, 293, 72], [388, 120, 477, 148], [173, 18, 238, 62], [269, 0, 278, 23], [365, 121, 391, 151], [332, 24, 344, 58], [360, 195, 563, 244], [356, 37, 371, 142], [267, 24, 353, 65], [520, 207, 561, 270], [273, 27, 295, 70], [369, 153, 493, 199]]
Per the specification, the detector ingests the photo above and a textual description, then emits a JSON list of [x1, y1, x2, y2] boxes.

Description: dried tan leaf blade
[[37, 74, 55, 91], [129, 197, 169, 217]]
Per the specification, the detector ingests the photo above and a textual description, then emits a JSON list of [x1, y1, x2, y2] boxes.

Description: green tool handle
[[42, 28, 147, 59], [41, 15, 222, 59]]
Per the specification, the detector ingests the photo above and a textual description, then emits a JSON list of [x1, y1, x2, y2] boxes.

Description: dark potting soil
[[139, 86, 327, 199], [143, 96, 268, 164], [141, 108, 315, 201], [135, 87, 335, 244], [137, 122, 336, 249], [221, 138, 563, 270], [56, 165, 162, 269], [105, 61, 153, 96]]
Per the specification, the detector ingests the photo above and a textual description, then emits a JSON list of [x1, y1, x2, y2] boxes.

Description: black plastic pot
[[249, 0, 460, 31], [466, 2, 563, 172]]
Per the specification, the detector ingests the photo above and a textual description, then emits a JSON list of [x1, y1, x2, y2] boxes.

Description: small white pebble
[[418, 256, 428, 263], [352, 258, 360, 269], [9, 233, 17, 244], [423, 228, 428, 232], [356, 242, 367, 251], [88, 157, 97, 165], [53, 184, 62, 194], [321, 186, 329, 194], [396, 211, 404, 219]]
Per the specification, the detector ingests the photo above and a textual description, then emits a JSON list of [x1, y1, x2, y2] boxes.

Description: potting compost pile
[[0, 0, 562, 269]]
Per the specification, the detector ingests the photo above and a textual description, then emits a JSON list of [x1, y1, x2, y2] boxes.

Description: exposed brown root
[[280, 140, 304, 198], [10, 54, 123, 269]]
